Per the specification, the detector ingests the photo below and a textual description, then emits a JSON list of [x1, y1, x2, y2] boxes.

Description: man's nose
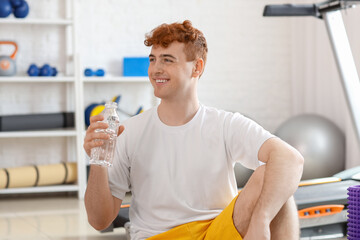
[[152, 61, 163, 73]]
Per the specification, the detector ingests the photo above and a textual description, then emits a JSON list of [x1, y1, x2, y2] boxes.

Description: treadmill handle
[[263, 4, 318, 17]]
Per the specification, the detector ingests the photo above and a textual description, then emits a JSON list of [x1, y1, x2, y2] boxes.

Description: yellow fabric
[[147, 195, 242, 240]]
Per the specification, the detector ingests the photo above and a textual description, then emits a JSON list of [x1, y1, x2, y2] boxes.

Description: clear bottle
[[89, 101, 120, 167]]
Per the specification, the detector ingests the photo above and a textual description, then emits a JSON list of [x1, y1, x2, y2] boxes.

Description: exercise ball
[[275, 114, 345, 180]]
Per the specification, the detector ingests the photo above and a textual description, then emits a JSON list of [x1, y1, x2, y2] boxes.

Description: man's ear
[[192, 58, 204, 78]]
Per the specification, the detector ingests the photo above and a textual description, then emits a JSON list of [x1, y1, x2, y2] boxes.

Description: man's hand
[[83, 115, 125, 156]]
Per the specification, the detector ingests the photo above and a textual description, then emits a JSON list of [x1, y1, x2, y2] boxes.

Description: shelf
[[0, 0, 86, 199], [0, 184, 79, 195], [0, 76, 75, 83], [83, 76, 149, 83], [0, 129, 77, 138], [0, 18, 73, 26]]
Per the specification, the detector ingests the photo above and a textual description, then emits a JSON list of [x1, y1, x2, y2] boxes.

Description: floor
[[0, 195, 128, 240], [0, 194, 348, 240]]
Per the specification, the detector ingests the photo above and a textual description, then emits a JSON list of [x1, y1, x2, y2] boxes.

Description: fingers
[[84, 115, 109, 156], [83, 116, 125, 156], [87, 115, 108, 133], [90, 114, 104, 123], [118, 125, 125, 136]]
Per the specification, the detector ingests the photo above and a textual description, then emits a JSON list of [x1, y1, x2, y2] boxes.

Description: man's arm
[[85, 165, 122, 230], [246, 137, 304, 238], [83, 115, 125, 230]]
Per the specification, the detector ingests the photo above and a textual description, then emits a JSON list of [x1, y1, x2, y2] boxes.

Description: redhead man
[[84, 20, 304, 240]]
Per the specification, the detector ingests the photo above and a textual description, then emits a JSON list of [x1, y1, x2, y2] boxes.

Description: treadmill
[[264, 1, 360, 238]]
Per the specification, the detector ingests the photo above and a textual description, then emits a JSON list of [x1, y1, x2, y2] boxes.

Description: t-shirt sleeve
[[224, 112, 275, 170], [108, 129, 131, 200]]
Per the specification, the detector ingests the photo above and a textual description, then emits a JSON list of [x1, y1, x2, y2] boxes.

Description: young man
[[84, 20, 304, 240]]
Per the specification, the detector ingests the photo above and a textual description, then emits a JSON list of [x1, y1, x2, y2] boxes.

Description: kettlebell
[[0, 41, 17, 76]]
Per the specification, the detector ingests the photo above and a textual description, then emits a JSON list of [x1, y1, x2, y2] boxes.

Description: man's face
[[148, 42, 196, 101]]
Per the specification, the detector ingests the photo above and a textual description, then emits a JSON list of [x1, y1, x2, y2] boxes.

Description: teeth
[[156, 79, 168, 83]]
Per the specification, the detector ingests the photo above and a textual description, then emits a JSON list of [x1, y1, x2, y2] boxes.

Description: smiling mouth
[[155, 78, 169, 83]]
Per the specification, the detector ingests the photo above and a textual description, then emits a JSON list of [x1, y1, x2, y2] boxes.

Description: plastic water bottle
[[89, 102, 120, 167]]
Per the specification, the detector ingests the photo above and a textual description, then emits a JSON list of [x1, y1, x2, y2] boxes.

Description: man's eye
[[164, 58, 173, 62], [149, 58, 155, 62]]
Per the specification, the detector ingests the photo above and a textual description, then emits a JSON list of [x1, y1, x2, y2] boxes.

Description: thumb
[[118, 125, 125, 136]]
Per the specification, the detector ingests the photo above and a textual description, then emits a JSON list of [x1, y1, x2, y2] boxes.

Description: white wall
[[76, 0, 293, 132], [0, 0, 294, 166]]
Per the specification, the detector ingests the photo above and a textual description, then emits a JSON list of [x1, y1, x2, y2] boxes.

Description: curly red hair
[[144, 20, 208, 65]]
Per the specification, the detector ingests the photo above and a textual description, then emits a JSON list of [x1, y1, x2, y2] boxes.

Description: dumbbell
[[11, 0, 29, 18], [84, 68, 105, 77], [27, 64, 58, 77], [0, 0, 12, 18], [0, 0, 28, 18]]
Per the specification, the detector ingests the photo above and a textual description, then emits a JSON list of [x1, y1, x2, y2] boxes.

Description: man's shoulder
[[201, 105, 254, 128], [122, 107, 155, 127], [202, 105, 234, 120]]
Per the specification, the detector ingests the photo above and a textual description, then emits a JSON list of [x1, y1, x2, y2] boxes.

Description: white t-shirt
[[108, 104, 274, 240]]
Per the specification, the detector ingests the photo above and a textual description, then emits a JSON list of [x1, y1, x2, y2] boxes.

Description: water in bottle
[[89, 101, 120, 167]]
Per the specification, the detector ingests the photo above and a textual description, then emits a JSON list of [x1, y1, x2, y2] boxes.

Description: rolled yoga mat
[[0, 162, 77, 189]]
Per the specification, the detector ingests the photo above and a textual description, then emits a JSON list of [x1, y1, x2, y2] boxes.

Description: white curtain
[[290, 6, 360, 169]]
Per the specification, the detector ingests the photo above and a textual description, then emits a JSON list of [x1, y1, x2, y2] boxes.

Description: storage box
[[123, 57, 149, 76]]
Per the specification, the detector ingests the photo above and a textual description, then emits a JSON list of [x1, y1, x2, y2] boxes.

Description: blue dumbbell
[[0, 0, 12, 18], [28, 64, 57, 76], [51, 67, 58, 76], [84, 68, 105, 77], [10, 0, 23, 8], [27, 63, 39, 76], [39, 64, 52, 76], [13, 0, 29, 18], [39, 64, 58, 76]]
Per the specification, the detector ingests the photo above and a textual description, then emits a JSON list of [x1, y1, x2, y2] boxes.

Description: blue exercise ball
[[275, 114, 345, 180]]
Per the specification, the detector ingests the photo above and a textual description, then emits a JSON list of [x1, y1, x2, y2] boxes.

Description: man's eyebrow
[[148, 54, 177, 59], [160, 54, 176, 59]]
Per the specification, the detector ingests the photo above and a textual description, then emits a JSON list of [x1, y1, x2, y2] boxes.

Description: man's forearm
[[85, 165, 120, 230], [252, 147, 304, 224]]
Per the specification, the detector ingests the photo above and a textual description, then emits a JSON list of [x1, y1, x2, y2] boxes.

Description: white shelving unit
[[0, 1, 157, 199], [0, 129, 77, 138], [0, 76, 75, 83], [0, 0, 86, 198], [0, 18, 73, 25], [83, 76, 148, 83]]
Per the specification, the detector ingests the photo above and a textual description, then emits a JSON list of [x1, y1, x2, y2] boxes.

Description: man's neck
[[157, 99, 200, 126]]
